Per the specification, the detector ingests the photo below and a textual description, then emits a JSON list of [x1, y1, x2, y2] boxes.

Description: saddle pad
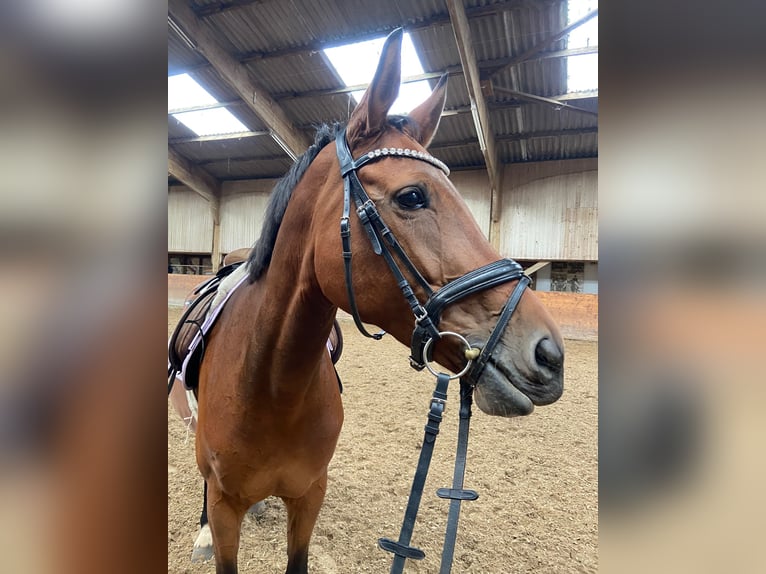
[[178, 271, 249, 390], [167, 262, 248, 392]]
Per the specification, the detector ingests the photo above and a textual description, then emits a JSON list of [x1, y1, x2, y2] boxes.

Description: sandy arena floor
[[168, 307, 597, 573]]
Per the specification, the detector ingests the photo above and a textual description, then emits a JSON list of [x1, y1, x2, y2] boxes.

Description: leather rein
[[335, 128, 530, 572]]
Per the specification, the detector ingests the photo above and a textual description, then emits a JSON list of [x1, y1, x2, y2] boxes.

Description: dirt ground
[[168, 307, 597, 573]]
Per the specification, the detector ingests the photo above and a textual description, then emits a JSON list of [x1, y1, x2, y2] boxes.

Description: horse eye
[[395, 187, 428, 210]]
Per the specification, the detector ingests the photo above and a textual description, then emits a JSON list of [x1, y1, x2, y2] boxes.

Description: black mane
[[246, 116, 414, 282], [247, 123, 341, 282]]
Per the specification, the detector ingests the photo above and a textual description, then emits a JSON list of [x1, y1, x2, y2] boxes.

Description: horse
[[190, 28, 564, 574], [169, 249, 343, 562]]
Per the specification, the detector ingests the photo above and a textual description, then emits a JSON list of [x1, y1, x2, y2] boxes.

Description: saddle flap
[[168, 288, 217, 375]]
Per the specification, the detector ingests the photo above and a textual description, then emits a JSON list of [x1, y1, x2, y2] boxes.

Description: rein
[[335, 128, 530, 572]]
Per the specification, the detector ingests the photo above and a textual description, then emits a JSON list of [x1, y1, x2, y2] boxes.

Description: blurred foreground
[[0, 2, 764, 573], [599, 2, 766, 572], [0, 2, 167, 573]]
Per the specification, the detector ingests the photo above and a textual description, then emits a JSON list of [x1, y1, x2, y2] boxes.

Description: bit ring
[[422, 331, 476, 380]]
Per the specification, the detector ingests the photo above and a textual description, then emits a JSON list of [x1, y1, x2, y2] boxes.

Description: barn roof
[[168, 0, 597, 193]]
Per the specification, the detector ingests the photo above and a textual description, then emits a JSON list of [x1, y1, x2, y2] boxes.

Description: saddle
[[168, 261, 245, 392]]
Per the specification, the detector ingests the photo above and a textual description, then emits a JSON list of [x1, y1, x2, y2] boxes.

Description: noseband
[[335, 128, 530, 385]]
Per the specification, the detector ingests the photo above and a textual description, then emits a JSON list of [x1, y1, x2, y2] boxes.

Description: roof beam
[[533, 45, 598, 61], [197, 154, 287, 168], [273, 70, 458, 101], [168, 99, 242, 115], [446, 0, 501, 192], [492, 85, 598, 116], [271, 65, 597, 104], [168, 0, 310, 158], [554, 90, 598, 101], [179, 45, 595, 79], [430, 127, 598, 151], [489, 9, 598, 79], [168, 130, 270, 145], [194, 1, 263, 18], [168, 147, 221, 209]]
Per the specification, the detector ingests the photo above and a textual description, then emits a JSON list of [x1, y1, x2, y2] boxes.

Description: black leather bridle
[[337, 128, 532, 572], [335, 128, 530, 385]]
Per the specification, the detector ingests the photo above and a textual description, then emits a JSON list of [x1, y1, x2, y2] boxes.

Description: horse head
[[309, 29, 564, 417]]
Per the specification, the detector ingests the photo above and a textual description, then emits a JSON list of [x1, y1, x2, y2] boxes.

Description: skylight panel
[[566, 0, 598, 93], [168, 73, 248, 136], [324, 33, 433, 115]]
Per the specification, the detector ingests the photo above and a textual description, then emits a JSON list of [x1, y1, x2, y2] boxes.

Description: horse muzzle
[[471, 335, 564, 418]]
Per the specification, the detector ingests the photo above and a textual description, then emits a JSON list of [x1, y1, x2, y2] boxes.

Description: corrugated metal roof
[[173, 134, 280, 163], [171, 0, 597, 182], [204, 157, 294, 180]]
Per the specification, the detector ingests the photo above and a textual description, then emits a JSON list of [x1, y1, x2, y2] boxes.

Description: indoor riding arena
[[168, 1, 598, 572]]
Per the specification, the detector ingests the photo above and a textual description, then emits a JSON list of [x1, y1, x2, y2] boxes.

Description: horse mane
[[246, 116, 414, 283], [247, 123, 341, 282]]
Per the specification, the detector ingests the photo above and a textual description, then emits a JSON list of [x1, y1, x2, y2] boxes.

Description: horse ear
[[346, 28, 403, 142], [407, 74, 448, 148]]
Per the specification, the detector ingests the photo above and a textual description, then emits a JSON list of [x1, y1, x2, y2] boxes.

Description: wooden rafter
[[194, 0, 264, 18], [168, 100, 241, 115], [269, 65, 597, 105], [168, 0, 310, 158], [489, 9, 598, 80], [446, 0, 503, 248], [446, 0, 500, 184], [431, 127, 598, 152], [168, 147, 221, 209], [169, 130, 270, 145], [492, 85, 598, 116]]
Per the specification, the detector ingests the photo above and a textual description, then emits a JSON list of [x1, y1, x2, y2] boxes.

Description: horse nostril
[[535, 337, 563, 374]]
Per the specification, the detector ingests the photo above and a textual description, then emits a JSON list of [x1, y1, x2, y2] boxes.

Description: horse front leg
[[193, 480, 267, 563], [282, 472, 328, 574], [206, 479, 248, 574]]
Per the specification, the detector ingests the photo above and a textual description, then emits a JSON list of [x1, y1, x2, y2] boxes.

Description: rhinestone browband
[[364, 147, 450, 176]]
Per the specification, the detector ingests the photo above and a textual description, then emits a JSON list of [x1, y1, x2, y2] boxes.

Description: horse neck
[[238, 182, 337, 395]]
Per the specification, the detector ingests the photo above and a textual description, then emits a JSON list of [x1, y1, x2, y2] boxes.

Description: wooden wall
[[500, 158, 598, 261], [449, 170, 491, 237], [168, 159, 598, 262], [167, 187, 214, 252], [219, 180, 275, 252]]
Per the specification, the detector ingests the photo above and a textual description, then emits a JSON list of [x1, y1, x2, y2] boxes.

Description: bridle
[[336, 127, 530, 386], [336, 127, 531, 573]]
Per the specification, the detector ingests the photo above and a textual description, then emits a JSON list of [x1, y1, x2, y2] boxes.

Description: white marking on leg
[[191, 524, 214, 563], [194, 523, 212, 548]]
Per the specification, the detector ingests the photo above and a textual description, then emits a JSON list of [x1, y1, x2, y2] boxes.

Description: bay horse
[[169, 249, 342, 562], [192, 29, 564, 574]]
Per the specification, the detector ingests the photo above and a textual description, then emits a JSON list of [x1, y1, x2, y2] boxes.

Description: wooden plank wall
[[167, 187, 214, 252], [500, 158, 598, 261]]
